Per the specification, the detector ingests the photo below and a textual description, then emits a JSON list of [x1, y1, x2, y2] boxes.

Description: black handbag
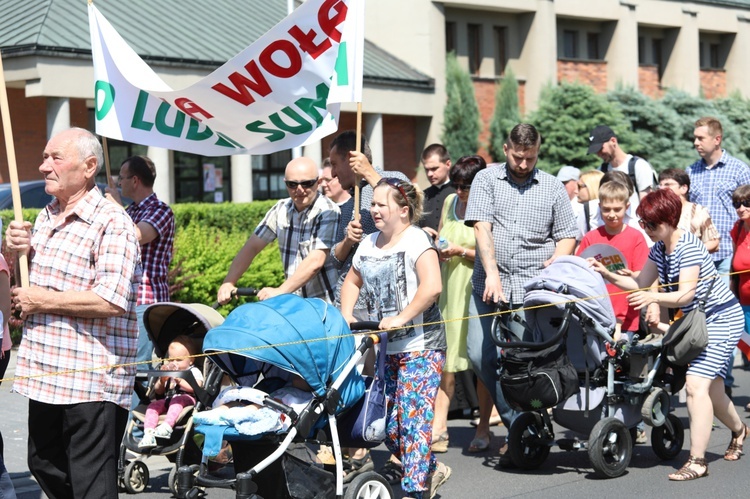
[[500, 342, 580, 412], [662, 277, 716, 366]]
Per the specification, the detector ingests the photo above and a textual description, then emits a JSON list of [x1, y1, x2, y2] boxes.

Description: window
[[587, 33, 600, 60], [709, 43, 720, 68], [93, 137, 147, 183], [446, 22, 456, 54], [252, 150, 293, 200], [173, 152, 231, 203], [468, 24, 482, 75], [494, 26, 507, 75], [638, 36, 645, 64], [653, 38, 664, 78], [563, 30, 578, 59]]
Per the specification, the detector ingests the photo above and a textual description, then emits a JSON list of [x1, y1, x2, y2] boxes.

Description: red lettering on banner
[[259, 40, 302, 78], [288, 25, 332, 59], [318, 0, 347, 43], [174, 98, 214, 121], [212, 60, 272, 106]]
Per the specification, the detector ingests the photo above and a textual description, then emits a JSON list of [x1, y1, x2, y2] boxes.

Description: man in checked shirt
[[106, 155, 174, 372], [6, 127, 141, 498], [465, 123, 578, 467]]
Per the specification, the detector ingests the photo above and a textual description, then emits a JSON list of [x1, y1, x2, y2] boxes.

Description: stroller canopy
[[143, 302, 225, 358], [203, 295, 364, 412]]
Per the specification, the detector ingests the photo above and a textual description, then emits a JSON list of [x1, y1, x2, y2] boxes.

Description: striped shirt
[[13, 187, 141, 409], [126, 193, 174, 304], [255, 192, 340, 302], [650, 231, 736, 315], [465, 165, 578, 302], [687, 150, 750, 261]]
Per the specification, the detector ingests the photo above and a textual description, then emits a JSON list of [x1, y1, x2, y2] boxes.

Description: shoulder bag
[[662, 276, 716, 366]]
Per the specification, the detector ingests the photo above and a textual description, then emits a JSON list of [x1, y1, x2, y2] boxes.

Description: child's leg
[[162, 394, 196, 428], [144, 399, 167, 430], [385, 350, 445, 497]]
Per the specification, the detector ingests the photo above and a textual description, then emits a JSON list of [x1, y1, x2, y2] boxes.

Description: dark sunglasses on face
[[638, 219, 658, 231], [452, 182, 472, 191], [733, 199, 750, 209], [284, 178, 318, 189]]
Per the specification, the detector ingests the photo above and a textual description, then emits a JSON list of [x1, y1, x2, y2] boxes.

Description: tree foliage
[[488, 67, 521, 162], [441, 52, 480, 158]]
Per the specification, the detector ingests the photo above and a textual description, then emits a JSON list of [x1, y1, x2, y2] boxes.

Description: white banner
[[88, 0, 364, 156]]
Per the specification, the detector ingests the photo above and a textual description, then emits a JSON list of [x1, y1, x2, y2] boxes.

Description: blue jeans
[[716, 257, 736, 387], [466, 292, 521, 428]]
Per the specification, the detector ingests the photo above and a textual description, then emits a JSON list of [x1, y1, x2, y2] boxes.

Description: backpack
[[601, 155, 657, 196]]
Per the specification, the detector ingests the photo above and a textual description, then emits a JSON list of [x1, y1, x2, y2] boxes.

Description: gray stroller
[[495, 256, 685, 478]]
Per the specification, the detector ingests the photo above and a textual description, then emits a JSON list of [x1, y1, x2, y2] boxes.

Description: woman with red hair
[[589, 188, 747, 481]]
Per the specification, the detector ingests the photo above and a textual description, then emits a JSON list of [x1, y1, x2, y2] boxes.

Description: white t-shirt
[[352, 225, 446, 354]]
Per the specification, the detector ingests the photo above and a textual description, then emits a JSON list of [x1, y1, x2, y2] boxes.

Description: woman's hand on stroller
[[627, 290, 659, 310]]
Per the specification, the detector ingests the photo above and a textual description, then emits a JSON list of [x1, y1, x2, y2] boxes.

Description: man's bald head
[[284, 157, 321, 211]]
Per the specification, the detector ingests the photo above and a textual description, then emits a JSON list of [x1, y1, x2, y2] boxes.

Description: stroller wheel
[[344, 471, 394, 499], [651, 413, 684, 460], [588, 417, 632, 478], [123, 460, 150, 494], [508, 412, 552, 470]]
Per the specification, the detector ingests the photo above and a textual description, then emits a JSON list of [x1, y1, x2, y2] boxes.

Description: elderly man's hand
[[6, 221, 32, 255], [11, 286, 46, 319]]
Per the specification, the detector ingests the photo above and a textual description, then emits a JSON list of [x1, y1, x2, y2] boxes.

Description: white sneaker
[[139, 430, 156, 448], [153, 422, 173, 439]]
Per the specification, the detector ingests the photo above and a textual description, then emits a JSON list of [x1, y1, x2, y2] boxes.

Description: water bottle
[[438, 237, 450, 250]]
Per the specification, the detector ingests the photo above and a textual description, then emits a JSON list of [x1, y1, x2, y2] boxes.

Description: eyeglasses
[[452, 182, 472, 191], [638, 219, 658, 231], [733, 199, 750, 209], [284, 178, 318, 189], [377, 177, 408, 199]]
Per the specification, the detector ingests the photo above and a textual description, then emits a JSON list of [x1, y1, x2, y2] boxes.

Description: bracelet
[[460, 248, 467, 259]]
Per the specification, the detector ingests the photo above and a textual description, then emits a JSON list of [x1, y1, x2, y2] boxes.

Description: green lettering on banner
[[246, 120, 286, 143], [334, 42, 349, 86], [270, 107, 313, 135], [155, 102, 186, 137], [215, 132, 245, 149], [131, 90, 154, 131], [94, 80, 115, 120], [186, 119, 214, 141], [295, 82, 330, 126]]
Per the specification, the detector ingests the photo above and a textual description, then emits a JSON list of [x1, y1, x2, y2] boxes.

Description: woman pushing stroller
[[340, 177, 450, 499], [589, 188, 748, 481]]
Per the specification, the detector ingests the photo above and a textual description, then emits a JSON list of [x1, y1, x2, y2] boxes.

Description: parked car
[[0, 180, 132, 210]]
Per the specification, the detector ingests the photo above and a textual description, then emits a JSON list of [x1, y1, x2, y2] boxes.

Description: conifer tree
[[488, 67, 520, 162], [441, 52, 480, 158]]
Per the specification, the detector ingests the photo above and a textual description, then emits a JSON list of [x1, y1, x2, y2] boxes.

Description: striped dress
[[651, 231, 743, 379]]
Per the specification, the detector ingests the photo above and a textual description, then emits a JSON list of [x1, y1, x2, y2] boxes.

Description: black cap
[[587, 125, 616, 154]]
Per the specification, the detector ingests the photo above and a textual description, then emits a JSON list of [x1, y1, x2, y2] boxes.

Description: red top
[[731, 220, 750, 305]]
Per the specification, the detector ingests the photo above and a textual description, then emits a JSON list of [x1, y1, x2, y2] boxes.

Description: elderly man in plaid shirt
[[6, 127, 141, 498], [218, 156, 340, 304], [687, 116, 750, 398], [465, 123, 578, 467]]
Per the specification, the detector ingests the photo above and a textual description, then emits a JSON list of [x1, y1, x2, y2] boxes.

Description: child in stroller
[[139, 335, 204, 448]]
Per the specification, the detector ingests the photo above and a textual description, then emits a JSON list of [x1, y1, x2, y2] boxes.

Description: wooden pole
[[102, 136, 114, 188], [0, 50, 29, 287], [353, 102, 362, 222]]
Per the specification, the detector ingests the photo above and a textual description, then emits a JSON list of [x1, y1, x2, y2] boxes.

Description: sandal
[[724, 423, 749, 461], [668, 456, 708, 481], [378, 460, 403, 485], [468, 431, 492, 453], [432, 432, 449, 453], [342, 451, 374, 484]]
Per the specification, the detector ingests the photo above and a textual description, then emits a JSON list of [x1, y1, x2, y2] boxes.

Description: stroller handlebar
[[492, 303, 574, 350], [233, 287, 258, 297], [349, 321, 382, 332]]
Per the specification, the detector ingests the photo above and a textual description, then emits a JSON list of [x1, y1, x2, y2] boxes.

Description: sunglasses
[[284, 178, 318, 189], [733, 199, 750, 209], [377, 177, 408, 199], [638, 219, 658, 231], [452, 182, 472, 191]]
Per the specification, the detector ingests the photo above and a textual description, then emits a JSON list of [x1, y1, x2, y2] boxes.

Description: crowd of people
[[2, 116, 750, 498]]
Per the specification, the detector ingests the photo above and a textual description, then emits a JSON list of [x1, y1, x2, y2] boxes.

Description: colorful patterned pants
[[384, 350, 445, 498]]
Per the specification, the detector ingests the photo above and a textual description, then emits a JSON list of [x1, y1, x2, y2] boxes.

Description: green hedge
[[1, 201, 287, 332]]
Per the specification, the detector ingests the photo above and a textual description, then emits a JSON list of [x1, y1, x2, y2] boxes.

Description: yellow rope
[[0, 269, 746, 384]]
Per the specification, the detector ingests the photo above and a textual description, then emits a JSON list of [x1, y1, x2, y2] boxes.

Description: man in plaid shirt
[[465, 124, 578, 466], [687, 116, 750, 398], [6, 128, 141, 498], [106, 155, 174, 371], [217, 157, 340, 304]]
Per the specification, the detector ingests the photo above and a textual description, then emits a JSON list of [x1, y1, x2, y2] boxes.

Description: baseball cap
[[556, 166, 580, 183], [587, 125, 616, 154]]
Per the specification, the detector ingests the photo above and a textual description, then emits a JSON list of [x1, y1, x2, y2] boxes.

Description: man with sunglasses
[[217, 157, 340, 304]]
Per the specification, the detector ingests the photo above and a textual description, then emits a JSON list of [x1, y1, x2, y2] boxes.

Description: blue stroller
[[496, 256, 685, 478], [176, 294, 393, 499]]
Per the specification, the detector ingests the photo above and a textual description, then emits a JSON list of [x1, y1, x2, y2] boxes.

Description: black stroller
[[118, 302, 226, 494], [496, 256, 685, 478]]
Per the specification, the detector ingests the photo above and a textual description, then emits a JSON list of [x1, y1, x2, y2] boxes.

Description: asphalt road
[[3, 351, 750, 499]]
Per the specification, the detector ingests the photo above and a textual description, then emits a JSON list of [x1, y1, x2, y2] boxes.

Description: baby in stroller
[[139, 335, 204, 448]]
